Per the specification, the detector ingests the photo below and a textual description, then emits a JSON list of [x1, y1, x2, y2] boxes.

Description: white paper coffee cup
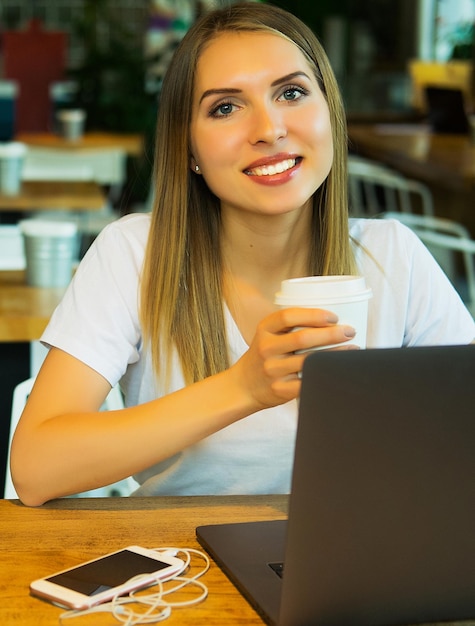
[[275, 275, 372, 349]]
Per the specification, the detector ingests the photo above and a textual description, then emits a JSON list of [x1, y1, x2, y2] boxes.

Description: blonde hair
[[140, 2, 356, 387]]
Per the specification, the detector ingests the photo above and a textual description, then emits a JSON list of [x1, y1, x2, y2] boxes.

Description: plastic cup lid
[[275, 275, 372, 305], [57, 109, 86, 122], [0, 142, 27, 158], [19, 219, 78, 237]]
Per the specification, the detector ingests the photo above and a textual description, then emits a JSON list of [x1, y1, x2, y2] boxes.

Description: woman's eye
[[209, 101, 236, 118], [279, 86, 308, 102]]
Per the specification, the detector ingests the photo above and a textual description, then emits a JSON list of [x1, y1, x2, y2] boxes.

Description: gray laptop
[[197, 345, 475, 626]]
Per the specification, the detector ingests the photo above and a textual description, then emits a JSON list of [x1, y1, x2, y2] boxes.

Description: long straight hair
[[140, 2, 356, 387]]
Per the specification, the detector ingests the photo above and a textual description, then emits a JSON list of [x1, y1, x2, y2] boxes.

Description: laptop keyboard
[[268, 562, 284, 578]]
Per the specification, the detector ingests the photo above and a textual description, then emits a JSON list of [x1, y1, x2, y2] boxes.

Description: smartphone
[[30, 545, 185, 610]]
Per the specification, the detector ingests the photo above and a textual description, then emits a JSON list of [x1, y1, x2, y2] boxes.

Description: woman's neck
[[220, 208, 313, 345], [221, 208, 313, 298]]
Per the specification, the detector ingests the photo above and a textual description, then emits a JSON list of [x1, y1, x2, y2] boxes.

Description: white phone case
[[30, 545, 185, 610]]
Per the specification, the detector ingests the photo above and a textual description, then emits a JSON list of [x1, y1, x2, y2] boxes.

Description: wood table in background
[[0, 180, 106, 211], [348, 123, 475, 190], [0, 270, 65, 342], [0, 495, 288, 626], [16, 131, 144, 157], [348, 123, 475, 235]]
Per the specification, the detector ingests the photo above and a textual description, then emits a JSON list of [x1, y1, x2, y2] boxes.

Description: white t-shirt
[[42, 213, 475, 495]]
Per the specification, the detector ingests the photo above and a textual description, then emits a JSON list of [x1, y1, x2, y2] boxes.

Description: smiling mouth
[[244, 157, 301, 177]]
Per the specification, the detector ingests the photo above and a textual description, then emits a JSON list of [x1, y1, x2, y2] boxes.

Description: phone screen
[[46, 550, 171, 597]]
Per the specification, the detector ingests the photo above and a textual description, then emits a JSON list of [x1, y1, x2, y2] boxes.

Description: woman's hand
[[231, 307, 357, 409]]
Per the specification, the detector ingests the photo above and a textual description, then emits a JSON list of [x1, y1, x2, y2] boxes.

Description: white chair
[[381, 211, 475, 316], [4, 378, 137, 499], [348, 155, 434, 217]]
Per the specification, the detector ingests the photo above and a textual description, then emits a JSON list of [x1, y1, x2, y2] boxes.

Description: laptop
[[424, 86, 470, 134], [197, 344, 475, 626]]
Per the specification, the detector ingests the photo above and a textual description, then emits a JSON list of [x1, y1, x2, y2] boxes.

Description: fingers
[[259, 307, 357, 355], [264, 352, 304, 379], [236, 307, 360, 410], [286, 323, 356, 353], [266, 306, 339, 333], [263, 340, 359, 381]]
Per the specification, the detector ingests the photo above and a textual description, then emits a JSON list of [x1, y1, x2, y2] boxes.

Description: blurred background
[[1, 0, 473, 131], [0, 0, 474, 497]]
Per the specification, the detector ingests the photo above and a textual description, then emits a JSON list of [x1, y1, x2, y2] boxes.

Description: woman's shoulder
[[88, 212, 151, 261], [349, 216, 412, 239], [349, 216, 420, 253], [348, 216, 427, 280], [99, 212, 152, 245], [78, 212, 152, 278]]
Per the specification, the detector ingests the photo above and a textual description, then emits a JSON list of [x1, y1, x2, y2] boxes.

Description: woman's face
[[190, 30, 333, 219]]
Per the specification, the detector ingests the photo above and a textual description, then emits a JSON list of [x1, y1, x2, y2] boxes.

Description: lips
[[244, 155, 301, 177]]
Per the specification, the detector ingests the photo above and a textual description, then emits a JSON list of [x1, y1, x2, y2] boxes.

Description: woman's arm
[[11, 307, 355, 506]]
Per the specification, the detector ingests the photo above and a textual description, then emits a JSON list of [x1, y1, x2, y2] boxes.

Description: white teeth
[[248, 158, 296, 176]]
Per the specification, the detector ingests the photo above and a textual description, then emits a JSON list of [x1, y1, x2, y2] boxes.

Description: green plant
[[448, 21, 474, 60], [68, 0, 156, 135], [67, 0, 159, 207]]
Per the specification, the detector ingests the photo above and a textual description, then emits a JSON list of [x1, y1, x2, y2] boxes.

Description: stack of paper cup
[[275, 275, 372, 349], [19, 219, 78, 288], [56, 109, 86, 141], [0, 142, 27, 195]]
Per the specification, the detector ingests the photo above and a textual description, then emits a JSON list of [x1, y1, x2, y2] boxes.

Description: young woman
[[11, 3, 475, 506]]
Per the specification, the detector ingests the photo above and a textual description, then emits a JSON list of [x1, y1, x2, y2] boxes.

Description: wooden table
[[348, 123, 475, 234], [348, 123, 475, 191], [16, 131, 144, 157], [0, 270, 65, 342], [0, 180, 105, 211], [0, 495, 288, 625]]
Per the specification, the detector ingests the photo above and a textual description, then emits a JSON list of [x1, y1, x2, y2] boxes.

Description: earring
[[194, 164, 200, 173]]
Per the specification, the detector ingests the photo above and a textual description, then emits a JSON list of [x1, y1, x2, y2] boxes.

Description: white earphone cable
[[59, 547, 210, 625]]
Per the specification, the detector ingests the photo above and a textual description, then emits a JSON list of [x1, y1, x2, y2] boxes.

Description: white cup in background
[[19, 219, 78, 288], [275, 275, 372, 349], [0, 142, 27, 195], [56, 109, 86, 141]]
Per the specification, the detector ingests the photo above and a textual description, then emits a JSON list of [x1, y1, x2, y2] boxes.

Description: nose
[[249, 103, 287, 145]]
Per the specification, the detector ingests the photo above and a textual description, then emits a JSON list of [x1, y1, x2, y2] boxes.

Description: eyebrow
[[198, 71, 311, 105]]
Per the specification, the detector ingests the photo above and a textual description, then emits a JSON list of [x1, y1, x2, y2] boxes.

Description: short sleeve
[[41, 213, 151, 386]]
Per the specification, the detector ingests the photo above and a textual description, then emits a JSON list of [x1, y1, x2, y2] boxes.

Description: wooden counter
[[16, 131, 144, 157], [0, 180, 105, 211], [0, 270, 65, 342], [0, 495, 288, 625]]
